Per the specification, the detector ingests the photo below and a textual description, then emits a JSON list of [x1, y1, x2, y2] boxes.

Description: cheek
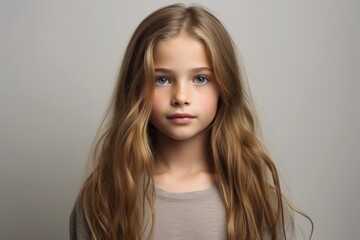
[[204, 88, 219, 113], [150, 92, 165, 118], [209, 98, 219, 116]]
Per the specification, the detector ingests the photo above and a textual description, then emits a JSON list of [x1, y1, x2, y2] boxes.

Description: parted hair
[[80, 3, 311, 240]]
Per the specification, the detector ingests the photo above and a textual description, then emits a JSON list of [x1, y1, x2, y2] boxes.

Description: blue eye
[[194, 76, 208, 85], [155, 77, 170, 85]]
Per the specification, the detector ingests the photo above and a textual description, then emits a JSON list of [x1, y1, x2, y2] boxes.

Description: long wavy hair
[[80, 3, 312, 240]]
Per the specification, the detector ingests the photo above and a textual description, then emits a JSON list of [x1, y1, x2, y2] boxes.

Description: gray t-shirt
[[145, 186, 227, 239], [70, 186, 293, 239]]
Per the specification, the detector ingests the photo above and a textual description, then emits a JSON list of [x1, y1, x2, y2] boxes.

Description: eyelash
[[154, 76, 209, 85]]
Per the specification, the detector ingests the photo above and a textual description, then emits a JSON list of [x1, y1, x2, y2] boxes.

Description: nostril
[[171, 95, 191, 106]]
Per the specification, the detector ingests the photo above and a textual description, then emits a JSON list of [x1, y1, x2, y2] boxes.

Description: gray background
[[1, 0, 359, 239]]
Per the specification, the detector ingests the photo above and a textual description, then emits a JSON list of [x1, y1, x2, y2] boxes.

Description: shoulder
[[280, 202, 295, 239], [261, 188, 296, 239], [262, 200, 295, 240], [69, 195, 91, 240]]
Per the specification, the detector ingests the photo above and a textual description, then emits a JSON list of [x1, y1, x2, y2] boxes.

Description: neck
[[153, 132, 211, 176]]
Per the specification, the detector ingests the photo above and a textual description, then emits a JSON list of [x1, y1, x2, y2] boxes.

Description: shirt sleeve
[[69, 196, 91, 240]]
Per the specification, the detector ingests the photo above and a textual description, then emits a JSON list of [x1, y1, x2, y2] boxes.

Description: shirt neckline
[[155, 185, 218, 201]]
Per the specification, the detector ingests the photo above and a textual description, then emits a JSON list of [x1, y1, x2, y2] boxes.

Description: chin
[[163, 131, 206, 142]]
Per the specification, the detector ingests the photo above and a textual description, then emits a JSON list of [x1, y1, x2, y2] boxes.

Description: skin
[[150, 31, 219, 192]]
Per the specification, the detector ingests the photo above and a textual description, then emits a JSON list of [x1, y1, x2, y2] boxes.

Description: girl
[[70, 3, 312, 240]]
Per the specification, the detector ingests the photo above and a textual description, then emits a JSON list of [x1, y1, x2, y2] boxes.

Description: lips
[[167, 113, 195, 119], [167, 113, 195, 124]]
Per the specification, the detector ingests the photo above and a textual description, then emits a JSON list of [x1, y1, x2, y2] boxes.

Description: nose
[[171, 82, 191, 106]]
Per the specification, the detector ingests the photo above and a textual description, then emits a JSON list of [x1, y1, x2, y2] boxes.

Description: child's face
[[150, 32, 219, 141]]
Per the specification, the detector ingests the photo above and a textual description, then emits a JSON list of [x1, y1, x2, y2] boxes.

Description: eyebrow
[[154, 67, 213, 74]]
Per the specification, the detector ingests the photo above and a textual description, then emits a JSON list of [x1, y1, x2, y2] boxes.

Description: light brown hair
[[80, 3, 312, 239]]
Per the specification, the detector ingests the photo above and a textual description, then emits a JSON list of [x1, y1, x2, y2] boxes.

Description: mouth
[[167, 113, 195, 124], [167, 113, 195, 119]]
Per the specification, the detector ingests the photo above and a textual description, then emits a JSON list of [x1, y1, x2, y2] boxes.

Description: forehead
[[153, 32, 211, 70]]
